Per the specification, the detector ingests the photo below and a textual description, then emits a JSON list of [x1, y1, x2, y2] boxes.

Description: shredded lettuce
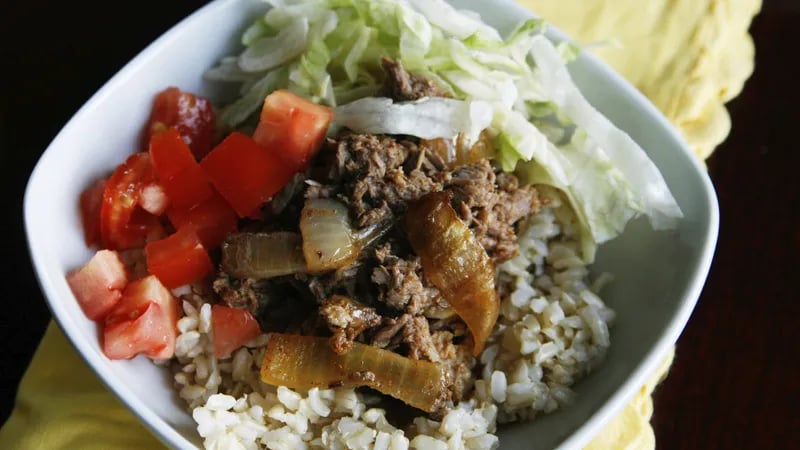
[[206, 0, 683, 260], [405, 0, 501, 42], [238, 16, 309, 72], [528, 36, 683, 232], [334, 97, 493, 141]]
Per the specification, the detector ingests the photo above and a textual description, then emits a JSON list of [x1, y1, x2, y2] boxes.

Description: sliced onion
[[261, 333, 448, 413], [221, 232, 306, 279], [299, 198, 355, 272], [405, 191, 499, 356], [421, 130, 495, 169]]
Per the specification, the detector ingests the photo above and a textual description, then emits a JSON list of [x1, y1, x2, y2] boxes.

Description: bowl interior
[[24, 0, 718, 448]]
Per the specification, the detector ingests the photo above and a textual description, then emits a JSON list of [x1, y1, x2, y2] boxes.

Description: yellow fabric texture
[[520, 0, 760, 160], [1, 1, 759, 448]]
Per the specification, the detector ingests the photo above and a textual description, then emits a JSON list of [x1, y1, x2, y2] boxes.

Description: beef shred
[[380, 57, 450, 101], [212, 61, 539, 409]]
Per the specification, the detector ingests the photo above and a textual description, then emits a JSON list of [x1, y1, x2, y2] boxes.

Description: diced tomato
[[145, 225, 213, 289], [80, 178, 107, 247], [143, 87, 215, 159], [200, 132, 294, 217], [103, 275, 179, 360], [66, 249, 128, 321], [148, 128, 197, 178], [253, 89, 334, 173], [211, 305, 262, 358], [139, 182, 169, 216], [167, 190, 237, 250], [149, 128, 213, 210], [129, 208, 167, 243], [100, 153, 162, 250]]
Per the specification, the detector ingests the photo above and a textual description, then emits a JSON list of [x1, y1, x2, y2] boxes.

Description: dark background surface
[[1, 0, 797, 448]]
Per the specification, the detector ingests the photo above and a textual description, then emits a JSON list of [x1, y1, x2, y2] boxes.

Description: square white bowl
[[23, 0, 718, 448]]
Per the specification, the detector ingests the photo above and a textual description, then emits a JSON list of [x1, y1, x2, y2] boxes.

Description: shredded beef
[[381, 57, 449, 101], [212, 273, 268, 313], [431, 330, 474, 402], [314, 133, 445, 228], [301, 263, 363, 303], [319, 295, 382, 354], [370, 314, 409, 348], [447, 160, 540, 263], [212, 273, 315, 333], [402, 315, 440, 361], [371, 242, 446, 315]]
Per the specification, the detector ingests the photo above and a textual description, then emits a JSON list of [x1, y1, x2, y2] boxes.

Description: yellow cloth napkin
[[520, 0, 760, 160], [1, 1, 759, 448]]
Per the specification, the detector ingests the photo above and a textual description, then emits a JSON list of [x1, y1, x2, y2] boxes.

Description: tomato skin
[[103, 275, 178, 360], [145, 225, 213, 289], [166, 190, 237, 250], [252, 89, 333, 173], [149, 129, 214, 210], [148, 128, 197, 178], [80, 178, 107, 247], [143, 87, 215, 159], [200, 132, 294, 218], [211, 305, 262, 358], [100, 153, 162, 250], [66, 249, 128, 321]]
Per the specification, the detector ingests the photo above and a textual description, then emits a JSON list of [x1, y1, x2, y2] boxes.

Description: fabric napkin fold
[[1, 0, 760, 448]]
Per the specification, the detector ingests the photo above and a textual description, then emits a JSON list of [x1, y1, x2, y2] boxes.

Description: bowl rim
[[23, 0, 719, 448]]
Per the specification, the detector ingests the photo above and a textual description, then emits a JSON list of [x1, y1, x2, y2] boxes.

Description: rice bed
[[170, 193, 615, 449]]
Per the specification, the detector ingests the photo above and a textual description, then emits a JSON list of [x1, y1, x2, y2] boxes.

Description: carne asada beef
[[381, 57, 450, 101], [371, 242, 445, 315], [312, 133, 445, 228], [447, 160, 540, 263], [212, 273, 268, 312], [212, 273, 315, 333], [319, 295, 381, 354]]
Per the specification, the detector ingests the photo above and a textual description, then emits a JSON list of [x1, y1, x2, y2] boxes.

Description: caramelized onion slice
[[221, 232, 306, 278], [261, 333, 448, 413], [300, 198, 358, 272], [421, 130, 495, 169], [405, 191, 499, 356], [300, 198, 391, 273]]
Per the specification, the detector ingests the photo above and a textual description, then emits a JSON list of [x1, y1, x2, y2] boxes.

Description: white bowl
[[23, 0, 718, 448]]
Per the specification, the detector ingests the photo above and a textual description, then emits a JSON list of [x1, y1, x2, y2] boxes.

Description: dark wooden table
[[1, 1, 797, 448]]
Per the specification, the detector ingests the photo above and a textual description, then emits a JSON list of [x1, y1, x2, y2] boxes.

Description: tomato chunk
[[211, 305, 262, 358], [200, 132, 294, 217], [103, 275, 178, 360], [149, 128, 213, 210], [145, 225, 213, 289], [80, 178, 107, 247], [100, 153, 162, 250], [167, 190, 237, 250], [253, 89, 333, 173], [143, 87, 215, 159], [66, 249, 128, 321]]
